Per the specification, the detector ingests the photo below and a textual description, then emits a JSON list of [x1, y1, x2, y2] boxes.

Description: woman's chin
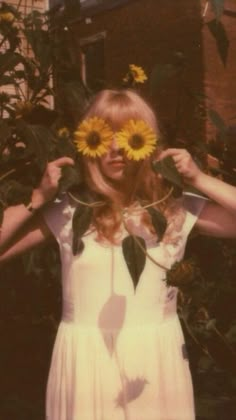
[[107, 172, 126, 184]]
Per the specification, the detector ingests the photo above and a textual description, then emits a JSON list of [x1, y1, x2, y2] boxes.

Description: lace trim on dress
[[162, 198, 186, 247]]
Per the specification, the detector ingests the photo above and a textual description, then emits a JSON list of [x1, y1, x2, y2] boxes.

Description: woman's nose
[[110, 137, 121, 153]]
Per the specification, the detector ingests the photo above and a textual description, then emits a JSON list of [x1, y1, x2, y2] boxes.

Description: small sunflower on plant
[[0, 11, 14, 23], [58, 127, 70, 139], [123, 64, 147, 87]]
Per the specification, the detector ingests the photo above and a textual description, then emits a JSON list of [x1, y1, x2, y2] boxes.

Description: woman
[[1, 89, 236, 420]]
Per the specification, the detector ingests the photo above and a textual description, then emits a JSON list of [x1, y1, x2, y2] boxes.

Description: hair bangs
[[84, 89, 158, 132]]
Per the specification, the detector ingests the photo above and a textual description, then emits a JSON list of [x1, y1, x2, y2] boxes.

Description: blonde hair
[[77, 89, 174, 243]]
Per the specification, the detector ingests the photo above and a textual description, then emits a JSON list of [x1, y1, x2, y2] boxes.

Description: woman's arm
[[159, 148, 236, 238], [0, 156, 74, 256], [0, 214, 53, 265]]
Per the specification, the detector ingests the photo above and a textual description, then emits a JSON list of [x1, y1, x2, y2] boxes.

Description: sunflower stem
[[142, 186, 173, 209], [67, 191, 105, 208], [179, 310, 215, 362]]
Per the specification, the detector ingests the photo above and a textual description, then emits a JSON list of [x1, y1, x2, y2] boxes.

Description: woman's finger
[[158, 148, 187, 161], [51, 156, 75, 167]]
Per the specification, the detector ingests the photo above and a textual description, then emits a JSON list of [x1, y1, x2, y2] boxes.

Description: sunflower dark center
[[129, 134, 144, 149], [87, 131, 101, 148]]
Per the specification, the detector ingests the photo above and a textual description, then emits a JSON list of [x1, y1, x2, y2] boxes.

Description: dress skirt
[[46, 315, 194, 420]]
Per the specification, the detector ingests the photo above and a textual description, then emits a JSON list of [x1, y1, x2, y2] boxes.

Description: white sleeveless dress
[[43, 194, 206, 420]]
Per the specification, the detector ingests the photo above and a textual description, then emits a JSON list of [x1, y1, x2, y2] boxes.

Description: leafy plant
[[0, 1, 89, 224]]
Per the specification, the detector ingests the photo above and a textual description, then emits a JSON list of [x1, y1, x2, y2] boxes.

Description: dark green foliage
[[210, 0, 225, 21], [122, 235, 146, 290], [59, 164, 82, 193], [146, 207, 167, 241], [179, 235, 236, 419], [207, 19, 229, 66], [208, 108, 226, 137], [152, 156, 206, 197], [152, 156, 183, 188], [0, 3, 89, 209]]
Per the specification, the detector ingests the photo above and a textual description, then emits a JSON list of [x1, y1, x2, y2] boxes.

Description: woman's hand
[[32, 157, 74, 209], [158, 148, 202, 186]]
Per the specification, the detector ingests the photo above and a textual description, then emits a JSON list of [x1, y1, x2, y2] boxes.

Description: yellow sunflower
[[58, 127, 70, 138], [74, 117, 113, 158], [123, 64, 147, 84], [116, 119, 157, 161], [0, 12, 14, 22]]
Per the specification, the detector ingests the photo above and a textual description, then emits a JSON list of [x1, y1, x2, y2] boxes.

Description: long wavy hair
[[76, 89, 175, 243]]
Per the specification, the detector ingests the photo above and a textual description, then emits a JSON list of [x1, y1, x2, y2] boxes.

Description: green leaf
[[0, 180, 32, 206], [146, 207, 167, 241], [72, 204, 93, 255], [122, 235, 146, 290], [152, 156, 207, 198], [210, 0, 225, 20], [51, 134, 77, 161], [15, 121, 56, 170], [152, 156, 183, 188], [23, 29, 52, 71], [207, 19, 229, 66], [208, 108, 226, 135], [0, 52, 23, 76], [0, 120, 12, 144], [0, 75, 18, 85], [59, 165, 83, 193], [14, 70, 26, 79]]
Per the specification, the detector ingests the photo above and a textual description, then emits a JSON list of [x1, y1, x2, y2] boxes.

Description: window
[[80, 32, 106, 92]]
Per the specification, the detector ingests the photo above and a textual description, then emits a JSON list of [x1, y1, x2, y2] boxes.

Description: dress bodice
[[43, 194, 206, 329]]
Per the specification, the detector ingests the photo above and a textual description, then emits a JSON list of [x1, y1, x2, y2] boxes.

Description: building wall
[[8, 0, 47, 14], [78, 0, 236, 146], [78, 0, 204, 146], [201, 0, 236, 139]]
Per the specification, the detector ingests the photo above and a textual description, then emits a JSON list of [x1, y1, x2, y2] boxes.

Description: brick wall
[[201, 0, 236, 139], [78, 0, 236, 146]]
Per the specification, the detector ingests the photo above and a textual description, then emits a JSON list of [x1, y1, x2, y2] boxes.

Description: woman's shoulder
[[41, 193, 76, 241], [162, 193, 207, 244]]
